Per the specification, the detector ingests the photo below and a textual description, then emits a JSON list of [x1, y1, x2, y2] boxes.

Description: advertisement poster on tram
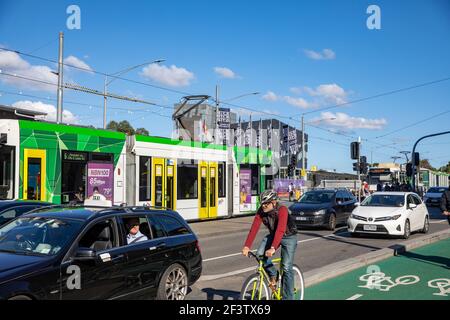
[[239, 169, 252, 207], [86, 162, 114, 202]]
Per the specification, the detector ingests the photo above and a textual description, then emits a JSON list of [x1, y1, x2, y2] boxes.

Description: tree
[[438, 161, 450, 173], [419, 159, 436, 171], [135, 127, 149, 136], [106, 120, 135, 135]]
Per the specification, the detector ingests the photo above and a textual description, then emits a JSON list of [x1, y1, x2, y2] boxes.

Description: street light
[[400, 151, 411, 162], [103, 59, 165, 129]]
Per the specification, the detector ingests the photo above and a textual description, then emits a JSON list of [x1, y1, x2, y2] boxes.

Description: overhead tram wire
[[3, 46, 450, 137], [0, 89, 173, 115], [374, 109, 450, 139], [3, 46, 450, 155], [292, 76, 450, 117], [0, 47, 295, 121]]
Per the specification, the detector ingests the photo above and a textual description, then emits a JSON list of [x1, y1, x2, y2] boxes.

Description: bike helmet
[[260, 189, 278, 204]]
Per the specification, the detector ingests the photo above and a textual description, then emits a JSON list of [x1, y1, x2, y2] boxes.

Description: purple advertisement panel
[[87, 162, 114, 202], [273, 179, 305, 198], [240, 169, 252, 204]]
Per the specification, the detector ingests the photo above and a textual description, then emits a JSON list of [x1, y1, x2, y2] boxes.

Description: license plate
[[363, 225, 377, 231], [296, 217, 308, 221]]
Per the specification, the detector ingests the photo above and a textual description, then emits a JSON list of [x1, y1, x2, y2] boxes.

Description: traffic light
[[413, 152, 420, 166], [360, 156, 368, 175], [291, 155, 296, 168], [406, 163, 412, 177], [287, 164, 293, 177], [351, 142, 360, 160], [353, 162, 359, 172]]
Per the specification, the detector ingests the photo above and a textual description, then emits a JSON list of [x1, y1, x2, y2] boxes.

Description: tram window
[[251, 165, 259, 196], [218, 162, 226, 198], [0, 146, 14, 200], [177, 162, 198, 200], [139, 156, 151, 201], [90, 153, 113, 162], [61, 160, 86, 204]]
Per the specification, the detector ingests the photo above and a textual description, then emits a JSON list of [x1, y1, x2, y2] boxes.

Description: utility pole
[[215, 85, 219, 145], [301, 115, 305, 178], [103, 76, 108, 129], [56, 32, 64, 124]]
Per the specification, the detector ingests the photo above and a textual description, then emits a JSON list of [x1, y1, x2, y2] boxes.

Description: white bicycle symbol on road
[[359, 272, 420, 292], [428, 279, 450, 297]]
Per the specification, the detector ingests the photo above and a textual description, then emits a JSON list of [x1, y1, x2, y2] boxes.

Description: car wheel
[[156, 263, 188, 300], [421, 216, 430, 234], [402, 220, 411, 239], [327, 214, 336, 231]]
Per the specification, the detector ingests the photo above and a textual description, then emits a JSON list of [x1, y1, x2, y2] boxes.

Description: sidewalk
[[188, 215, 255, 238]]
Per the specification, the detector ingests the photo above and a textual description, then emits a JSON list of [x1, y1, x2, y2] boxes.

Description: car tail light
[[195, 240, 201, 253]]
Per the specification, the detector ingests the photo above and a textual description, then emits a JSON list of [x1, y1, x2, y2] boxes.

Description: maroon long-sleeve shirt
[[244, 206, 289, 250]]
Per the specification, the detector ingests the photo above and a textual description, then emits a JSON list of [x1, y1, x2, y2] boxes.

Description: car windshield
[[427, 187, 446, 193], [361, 194, 405, 207], [0, 216, 83, 256], [298, 191, 334, 204]]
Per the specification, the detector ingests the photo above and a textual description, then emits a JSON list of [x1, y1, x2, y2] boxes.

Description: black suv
[[0, 200, 53, 227], [0, 206, 202, 300], [289, 189, 357, 230]]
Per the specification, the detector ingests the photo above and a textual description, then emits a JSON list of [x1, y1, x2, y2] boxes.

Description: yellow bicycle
[[240, 251, 305, 300]]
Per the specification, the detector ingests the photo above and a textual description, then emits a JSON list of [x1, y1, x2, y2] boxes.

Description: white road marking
[[198, 267, 257, 282], [430, 219, 447, 224], [346, 294, 363, 300], [202, 230, 349, 262]]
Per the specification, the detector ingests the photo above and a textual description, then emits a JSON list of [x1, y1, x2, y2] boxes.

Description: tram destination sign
[[63, 151, 87, 162]]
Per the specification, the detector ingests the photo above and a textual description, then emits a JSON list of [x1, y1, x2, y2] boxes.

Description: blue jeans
[[256, 233, 298, 300]]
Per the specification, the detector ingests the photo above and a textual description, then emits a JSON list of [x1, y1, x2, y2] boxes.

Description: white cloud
[[303, 83, 348, 104], [141, 64, 194, 87], [0, 50, 57, 92], [64, 55, 93, 73], [304, 48, 336, 60], [310, 112, 387, 130], [214, 67, 236, 79], [262, 91, 278, 102], [283, 96, 317, 109], [12, 100, 78, 123]]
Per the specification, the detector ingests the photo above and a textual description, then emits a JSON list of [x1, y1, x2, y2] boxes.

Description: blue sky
[[0, 0, 449, 172]]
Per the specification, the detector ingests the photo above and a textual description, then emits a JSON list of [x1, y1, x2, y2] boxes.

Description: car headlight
[[391, 214, 402, 220], [314, 209, 326, 215]]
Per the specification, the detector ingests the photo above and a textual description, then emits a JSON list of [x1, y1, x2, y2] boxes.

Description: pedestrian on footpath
[[288, 183, 294, 202], [440, 183, 450, 225]]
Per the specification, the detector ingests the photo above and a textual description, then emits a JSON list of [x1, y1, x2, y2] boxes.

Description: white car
[[423, 187, 447, 207], [347, 192, 429, 239]]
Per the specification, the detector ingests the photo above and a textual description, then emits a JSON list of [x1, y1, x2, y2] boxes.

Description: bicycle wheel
[[241, 274, 270, 300], [293, 264, 305, 300]]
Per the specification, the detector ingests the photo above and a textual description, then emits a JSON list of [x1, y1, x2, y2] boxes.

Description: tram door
[[23, 149, 46, 201], [199, 161, 218, 219], [152, 158, 176, 210]]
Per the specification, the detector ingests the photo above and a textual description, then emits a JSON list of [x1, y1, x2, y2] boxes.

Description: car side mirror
[[408, 204, 417, 210], [74, 247, 97, 261]]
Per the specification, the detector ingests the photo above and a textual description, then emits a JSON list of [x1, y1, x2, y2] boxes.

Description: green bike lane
[[305, 238, 450, 300]]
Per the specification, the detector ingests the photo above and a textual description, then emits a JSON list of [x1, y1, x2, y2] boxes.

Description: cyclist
[[242, 189, 298, 300]]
